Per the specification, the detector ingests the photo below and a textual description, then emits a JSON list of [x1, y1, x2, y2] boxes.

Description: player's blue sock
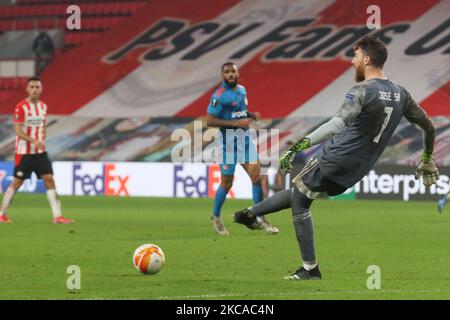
[[252, 184, 263, 204], [213, 186, 228, 217]]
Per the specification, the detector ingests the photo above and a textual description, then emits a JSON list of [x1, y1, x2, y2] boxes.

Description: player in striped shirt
[[0, 77, 74, 224]]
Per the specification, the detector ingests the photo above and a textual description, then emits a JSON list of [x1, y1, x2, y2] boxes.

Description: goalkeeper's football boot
[[233, 208, 261, 230], [53, 216, 75, 224], [257, 216, 280, 235], [284, 265, 322, 280], [211, 216, 229, 236], [438, 195, 448, 213], [0, 214, 12, 224]]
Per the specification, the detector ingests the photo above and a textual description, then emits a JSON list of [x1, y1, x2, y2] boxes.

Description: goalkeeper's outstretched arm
[[403, 91, 438, 186], [279, 86, 364, 173], [303, 116, 346, 146], [278, 116, 346, 174], [291, 85, 365, 150], [285, 88, 364, 154], [403, 95, 435, 160]]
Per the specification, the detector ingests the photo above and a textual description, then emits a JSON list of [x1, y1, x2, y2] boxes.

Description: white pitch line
[[5, 289, 450, 300], [154, 289, 450, 300]]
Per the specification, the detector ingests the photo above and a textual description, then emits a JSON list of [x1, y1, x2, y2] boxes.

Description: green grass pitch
[[0, 193, 449, 300]]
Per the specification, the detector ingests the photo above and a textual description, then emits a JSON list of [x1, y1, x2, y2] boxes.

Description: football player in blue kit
[[206, 62, 279, 236]]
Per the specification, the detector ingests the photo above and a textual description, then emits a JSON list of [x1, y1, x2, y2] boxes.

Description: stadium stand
[[0, 1, 148, 46], [0, 0, 448, 166], [0, 0, 150, 101]]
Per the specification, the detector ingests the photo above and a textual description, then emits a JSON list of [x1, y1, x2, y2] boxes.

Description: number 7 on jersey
[[373, 107, 393, 143]]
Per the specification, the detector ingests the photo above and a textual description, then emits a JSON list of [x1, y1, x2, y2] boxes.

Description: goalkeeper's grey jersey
[[316, 78, 430, 188]]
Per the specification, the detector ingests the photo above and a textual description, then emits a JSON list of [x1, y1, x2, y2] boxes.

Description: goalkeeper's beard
[[355, 64, 365, 82]]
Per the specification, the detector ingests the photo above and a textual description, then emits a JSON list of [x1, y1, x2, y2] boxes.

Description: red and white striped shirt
[[14, 99, 47, 155]]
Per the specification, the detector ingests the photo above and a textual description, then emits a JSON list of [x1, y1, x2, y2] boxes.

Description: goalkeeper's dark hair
[[28, 76, 41, 83], [353, 35, 388, 69], [221, 62, 237, 71]]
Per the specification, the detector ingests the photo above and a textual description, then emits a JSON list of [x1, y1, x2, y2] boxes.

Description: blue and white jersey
[[206, 82, 257, 166], [207, 82, 249, 132]]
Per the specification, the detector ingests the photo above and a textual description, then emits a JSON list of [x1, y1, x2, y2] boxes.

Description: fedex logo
[[104, 163, 129, 196], [173, 164, 235, 198], [173, 164, 208, 198], [72, 163, 129, 196], [73, 163, 103, 195]]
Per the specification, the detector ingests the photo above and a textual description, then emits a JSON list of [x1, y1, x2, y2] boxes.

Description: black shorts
[[297, 159, 347, 197], [14, 152, 53, 180]]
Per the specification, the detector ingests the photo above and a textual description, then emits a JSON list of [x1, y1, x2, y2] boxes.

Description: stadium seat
[[0, 77, 28, 90], [1, 1, 148, 49], [0, 0, 152, 109], [0, 90, 15, 101], [1, 2, 148, 20]]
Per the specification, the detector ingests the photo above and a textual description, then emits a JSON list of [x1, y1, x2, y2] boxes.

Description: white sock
[[303, 261, 318, 271], [1, 186, 16, 216], [47, 189, 62, 218], [256, 214, 267, 223]]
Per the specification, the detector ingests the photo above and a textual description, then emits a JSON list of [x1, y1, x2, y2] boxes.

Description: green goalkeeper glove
[[279, 138, 311, 174], [415, 150, 439, 187]]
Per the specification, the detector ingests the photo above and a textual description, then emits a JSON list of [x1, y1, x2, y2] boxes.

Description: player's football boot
[[233, 208, 261, 230], [0, 214, 12, 224], [53, 216, 75, 224], [211, 216, 229, 236], [438, 195, 448, 213], [284, 265, 322, 280], [257, 216, 280, 235]]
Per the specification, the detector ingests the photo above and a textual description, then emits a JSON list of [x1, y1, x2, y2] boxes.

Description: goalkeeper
[[233, 35, 439, 280]]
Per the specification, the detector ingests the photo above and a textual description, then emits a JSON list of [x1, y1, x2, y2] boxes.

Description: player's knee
[[12, 179, 23, 190], [221, 181, 233, 191], [42, 176, 51, 183], [291, 187, 313, 220], [251, 175, 261, 185], [292, 209, 311, 221], [43, 176, 55, 188]]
